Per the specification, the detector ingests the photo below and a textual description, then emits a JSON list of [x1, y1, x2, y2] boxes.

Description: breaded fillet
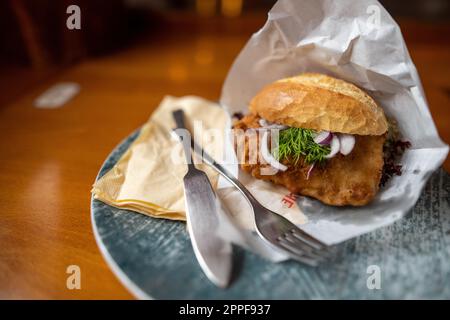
[[234, 114, 386, 206]]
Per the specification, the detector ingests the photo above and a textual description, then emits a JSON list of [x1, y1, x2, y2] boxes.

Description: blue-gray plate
[[91, 130, 450, 299]]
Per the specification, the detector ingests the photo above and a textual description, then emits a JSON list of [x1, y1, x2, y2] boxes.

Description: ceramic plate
[[91, 130, 450, 299]]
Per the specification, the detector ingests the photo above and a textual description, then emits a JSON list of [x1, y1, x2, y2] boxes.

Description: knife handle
[[172, 109, 196, 170]]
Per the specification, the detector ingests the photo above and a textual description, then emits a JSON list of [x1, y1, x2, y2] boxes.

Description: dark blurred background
[[1, 0, 449, 69], [0, 0, 449, 150]]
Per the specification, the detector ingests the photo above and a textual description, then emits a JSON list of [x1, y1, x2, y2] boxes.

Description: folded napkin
[[92, 95, 306, 232], [92, 95, 229, 221]]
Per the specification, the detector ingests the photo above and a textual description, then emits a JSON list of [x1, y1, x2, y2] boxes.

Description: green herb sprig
[[273, 128, 331, 165]]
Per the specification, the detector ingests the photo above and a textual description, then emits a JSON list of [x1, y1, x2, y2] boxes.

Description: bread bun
[[249, 73, 388, 135]]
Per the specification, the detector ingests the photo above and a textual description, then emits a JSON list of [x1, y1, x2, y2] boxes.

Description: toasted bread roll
[[249, 73, 388, 136]]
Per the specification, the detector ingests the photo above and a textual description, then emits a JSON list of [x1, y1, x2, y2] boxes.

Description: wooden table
[[0, 16, 449, 299]]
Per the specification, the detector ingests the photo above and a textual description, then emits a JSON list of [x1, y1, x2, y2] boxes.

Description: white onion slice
[[313, 131, 332, 145], [265, 124, 289, 130], [259, 119, 269, 127], [338, 134, 355, 155], [258, 118, 289, 130], [270, 124, 289, 130], [260, 131, 288, 172], [325, 135, 340, 159]]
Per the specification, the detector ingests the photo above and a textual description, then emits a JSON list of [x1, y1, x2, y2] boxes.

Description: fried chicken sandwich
[[233, 73, 389, 206]]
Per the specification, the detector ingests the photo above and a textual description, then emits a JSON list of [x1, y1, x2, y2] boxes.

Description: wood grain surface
[[0, 16, 449, 299]]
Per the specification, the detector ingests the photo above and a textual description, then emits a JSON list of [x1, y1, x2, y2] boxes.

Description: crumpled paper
[[219, 0, 449, 246]]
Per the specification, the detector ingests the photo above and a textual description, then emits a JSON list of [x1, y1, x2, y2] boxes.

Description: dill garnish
[[272, 128, 331, 165]]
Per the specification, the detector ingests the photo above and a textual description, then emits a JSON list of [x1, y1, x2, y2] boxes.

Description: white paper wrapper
[[218, 0, 449, 251]]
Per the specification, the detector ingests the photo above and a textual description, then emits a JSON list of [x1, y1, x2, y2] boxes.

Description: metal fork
[[194, 141, 330, 266], [176, 119, 330, 266]]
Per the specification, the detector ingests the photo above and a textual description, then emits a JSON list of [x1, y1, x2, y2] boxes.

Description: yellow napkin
[[92, 96, 229, 221]]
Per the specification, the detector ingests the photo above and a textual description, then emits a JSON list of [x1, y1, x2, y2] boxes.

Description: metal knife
[[172, 109, 232, 288]]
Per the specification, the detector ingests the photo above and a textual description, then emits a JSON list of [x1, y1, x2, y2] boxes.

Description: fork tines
[[275, 228, 333, 267]]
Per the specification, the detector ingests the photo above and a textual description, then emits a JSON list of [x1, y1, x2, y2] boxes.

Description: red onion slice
[[313, 131, 332, 145], [306, 163, 315, 180], [260, 131, 288, 172], [325, 135, 340, 159], [338, 134, 355, 155]]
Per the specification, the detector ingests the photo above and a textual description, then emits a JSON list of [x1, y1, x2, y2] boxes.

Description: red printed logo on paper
[[281, 193, 298, 208]]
